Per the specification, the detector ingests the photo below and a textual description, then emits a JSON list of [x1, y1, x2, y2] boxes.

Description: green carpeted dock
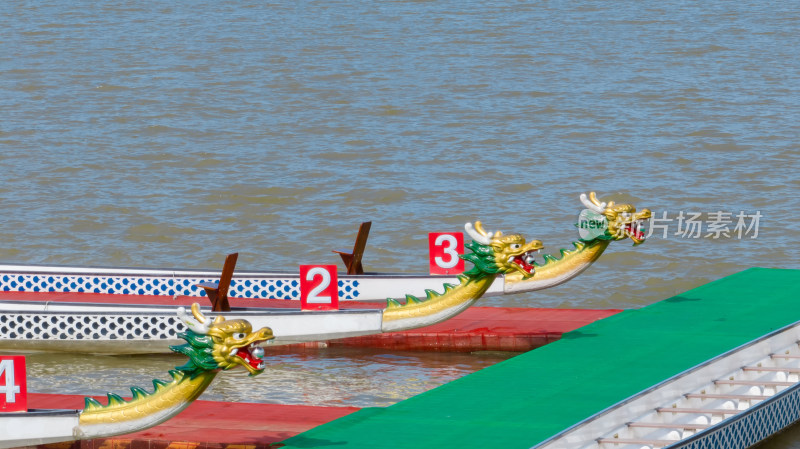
[[279, 268, 800, 449]]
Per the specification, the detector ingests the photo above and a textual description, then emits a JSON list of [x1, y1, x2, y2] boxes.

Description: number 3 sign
[[0, 355, 26, 412], [300, 265, 339, 311], [428, 232, 465, 275]]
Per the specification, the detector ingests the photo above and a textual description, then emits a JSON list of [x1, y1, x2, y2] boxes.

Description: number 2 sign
[[429, 232, 465, 275], [0, 355, 26, 412], [300, 265, 339, 311]]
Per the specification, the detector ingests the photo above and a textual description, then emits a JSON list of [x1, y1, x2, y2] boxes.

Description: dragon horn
[[190, 303, 211, 324], [580, 192, 607, 214], [176, 303, 212, 335], [465, 221, 493, 245], [475, 221, 500, 239], [589, 192, 608, 210]]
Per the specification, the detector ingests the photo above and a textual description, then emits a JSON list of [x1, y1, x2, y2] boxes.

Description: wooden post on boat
[[196, 252, 237, 312], [332, 221, 371, 275]]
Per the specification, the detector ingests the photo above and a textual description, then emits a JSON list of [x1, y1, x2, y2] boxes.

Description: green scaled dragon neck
[[75, 304, 272, 439], [381, 221, 542, 332]]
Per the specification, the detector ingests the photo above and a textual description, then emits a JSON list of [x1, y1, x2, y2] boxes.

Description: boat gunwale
[[0, 300, 384, 316], [0, 263, 459, 280], [0, 409, 79, 417]]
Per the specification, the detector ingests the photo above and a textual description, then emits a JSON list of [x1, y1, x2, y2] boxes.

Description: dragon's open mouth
[[623, 220, 647, 245], [509, 250, 539, 275], [231, 341, 267, 372]]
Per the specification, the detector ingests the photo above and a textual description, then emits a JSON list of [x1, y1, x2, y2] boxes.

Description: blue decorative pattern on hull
[[0, 273, 360, 300]]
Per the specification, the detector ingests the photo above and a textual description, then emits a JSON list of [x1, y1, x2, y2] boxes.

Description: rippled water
[[22, 348, 511, 408], [1, 0, 799, 446]]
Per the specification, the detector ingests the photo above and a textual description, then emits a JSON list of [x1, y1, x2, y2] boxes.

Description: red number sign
[[0, 355, 27, 412], [300, 265, 339, 311], [429, 232, 465, 275]]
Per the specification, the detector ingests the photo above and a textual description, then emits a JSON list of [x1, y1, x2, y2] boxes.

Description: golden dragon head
[[578, 192, 652, 246], [463, 221, 544, 279], [172, 303, 274, 376]]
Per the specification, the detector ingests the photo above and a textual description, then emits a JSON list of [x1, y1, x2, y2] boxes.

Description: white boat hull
[[0, 409, 80, 449], [0, 301, 384, 353]]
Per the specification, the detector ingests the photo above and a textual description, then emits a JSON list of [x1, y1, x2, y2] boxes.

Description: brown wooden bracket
[[196, 252, 238, 312], [332, 221, 371, 275]]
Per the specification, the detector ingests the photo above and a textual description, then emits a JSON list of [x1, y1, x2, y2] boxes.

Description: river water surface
[[1, 1, 799, 446]]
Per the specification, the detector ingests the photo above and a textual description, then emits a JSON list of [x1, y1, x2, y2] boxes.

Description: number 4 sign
[[300, 265, 339, 311], [429, 232, 465, 275], [0, 355, 27, 412]]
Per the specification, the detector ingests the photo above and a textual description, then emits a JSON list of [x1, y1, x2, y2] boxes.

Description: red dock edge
[[27, 393, 358, 449], [299, 306, 621, 352]]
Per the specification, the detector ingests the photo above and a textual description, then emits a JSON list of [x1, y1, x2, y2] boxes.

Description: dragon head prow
[[173, 303, 274, 377], [81, 305, 273, 419], [578, 192, 652, 246], [464, 221, 544, 279], [382, 221, 543, 320]]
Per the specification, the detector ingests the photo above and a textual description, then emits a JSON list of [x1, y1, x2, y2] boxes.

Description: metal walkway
[[594, 336, 800, 448]]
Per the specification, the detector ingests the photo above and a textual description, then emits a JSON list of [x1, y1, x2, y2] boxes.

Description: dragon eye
[[510, 244, 521, 250], [234, 333, 246, 339]]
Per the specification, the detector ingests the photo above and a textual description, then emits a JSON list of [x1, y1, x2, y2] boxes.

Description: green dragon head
[[463, 221, 544, 279], [577, 192, 652, 246], [171, 303, 274, 377]]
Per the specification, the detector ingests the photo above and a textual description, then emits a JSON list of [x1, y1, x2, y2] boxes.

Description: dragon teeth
[[230, 348, 238, 356], [257, 361, 266, 369]]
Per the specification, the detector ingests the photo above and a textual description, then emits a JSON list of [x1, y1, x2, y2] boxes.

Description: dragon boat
[[0, 220, 546, 353], [0, 192, 650, 302], [1, 306, 271, 448]]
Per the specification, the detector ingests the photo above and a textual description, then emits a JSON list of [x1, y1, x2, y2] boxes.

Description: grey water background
[[1, 0, 799, 445]]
